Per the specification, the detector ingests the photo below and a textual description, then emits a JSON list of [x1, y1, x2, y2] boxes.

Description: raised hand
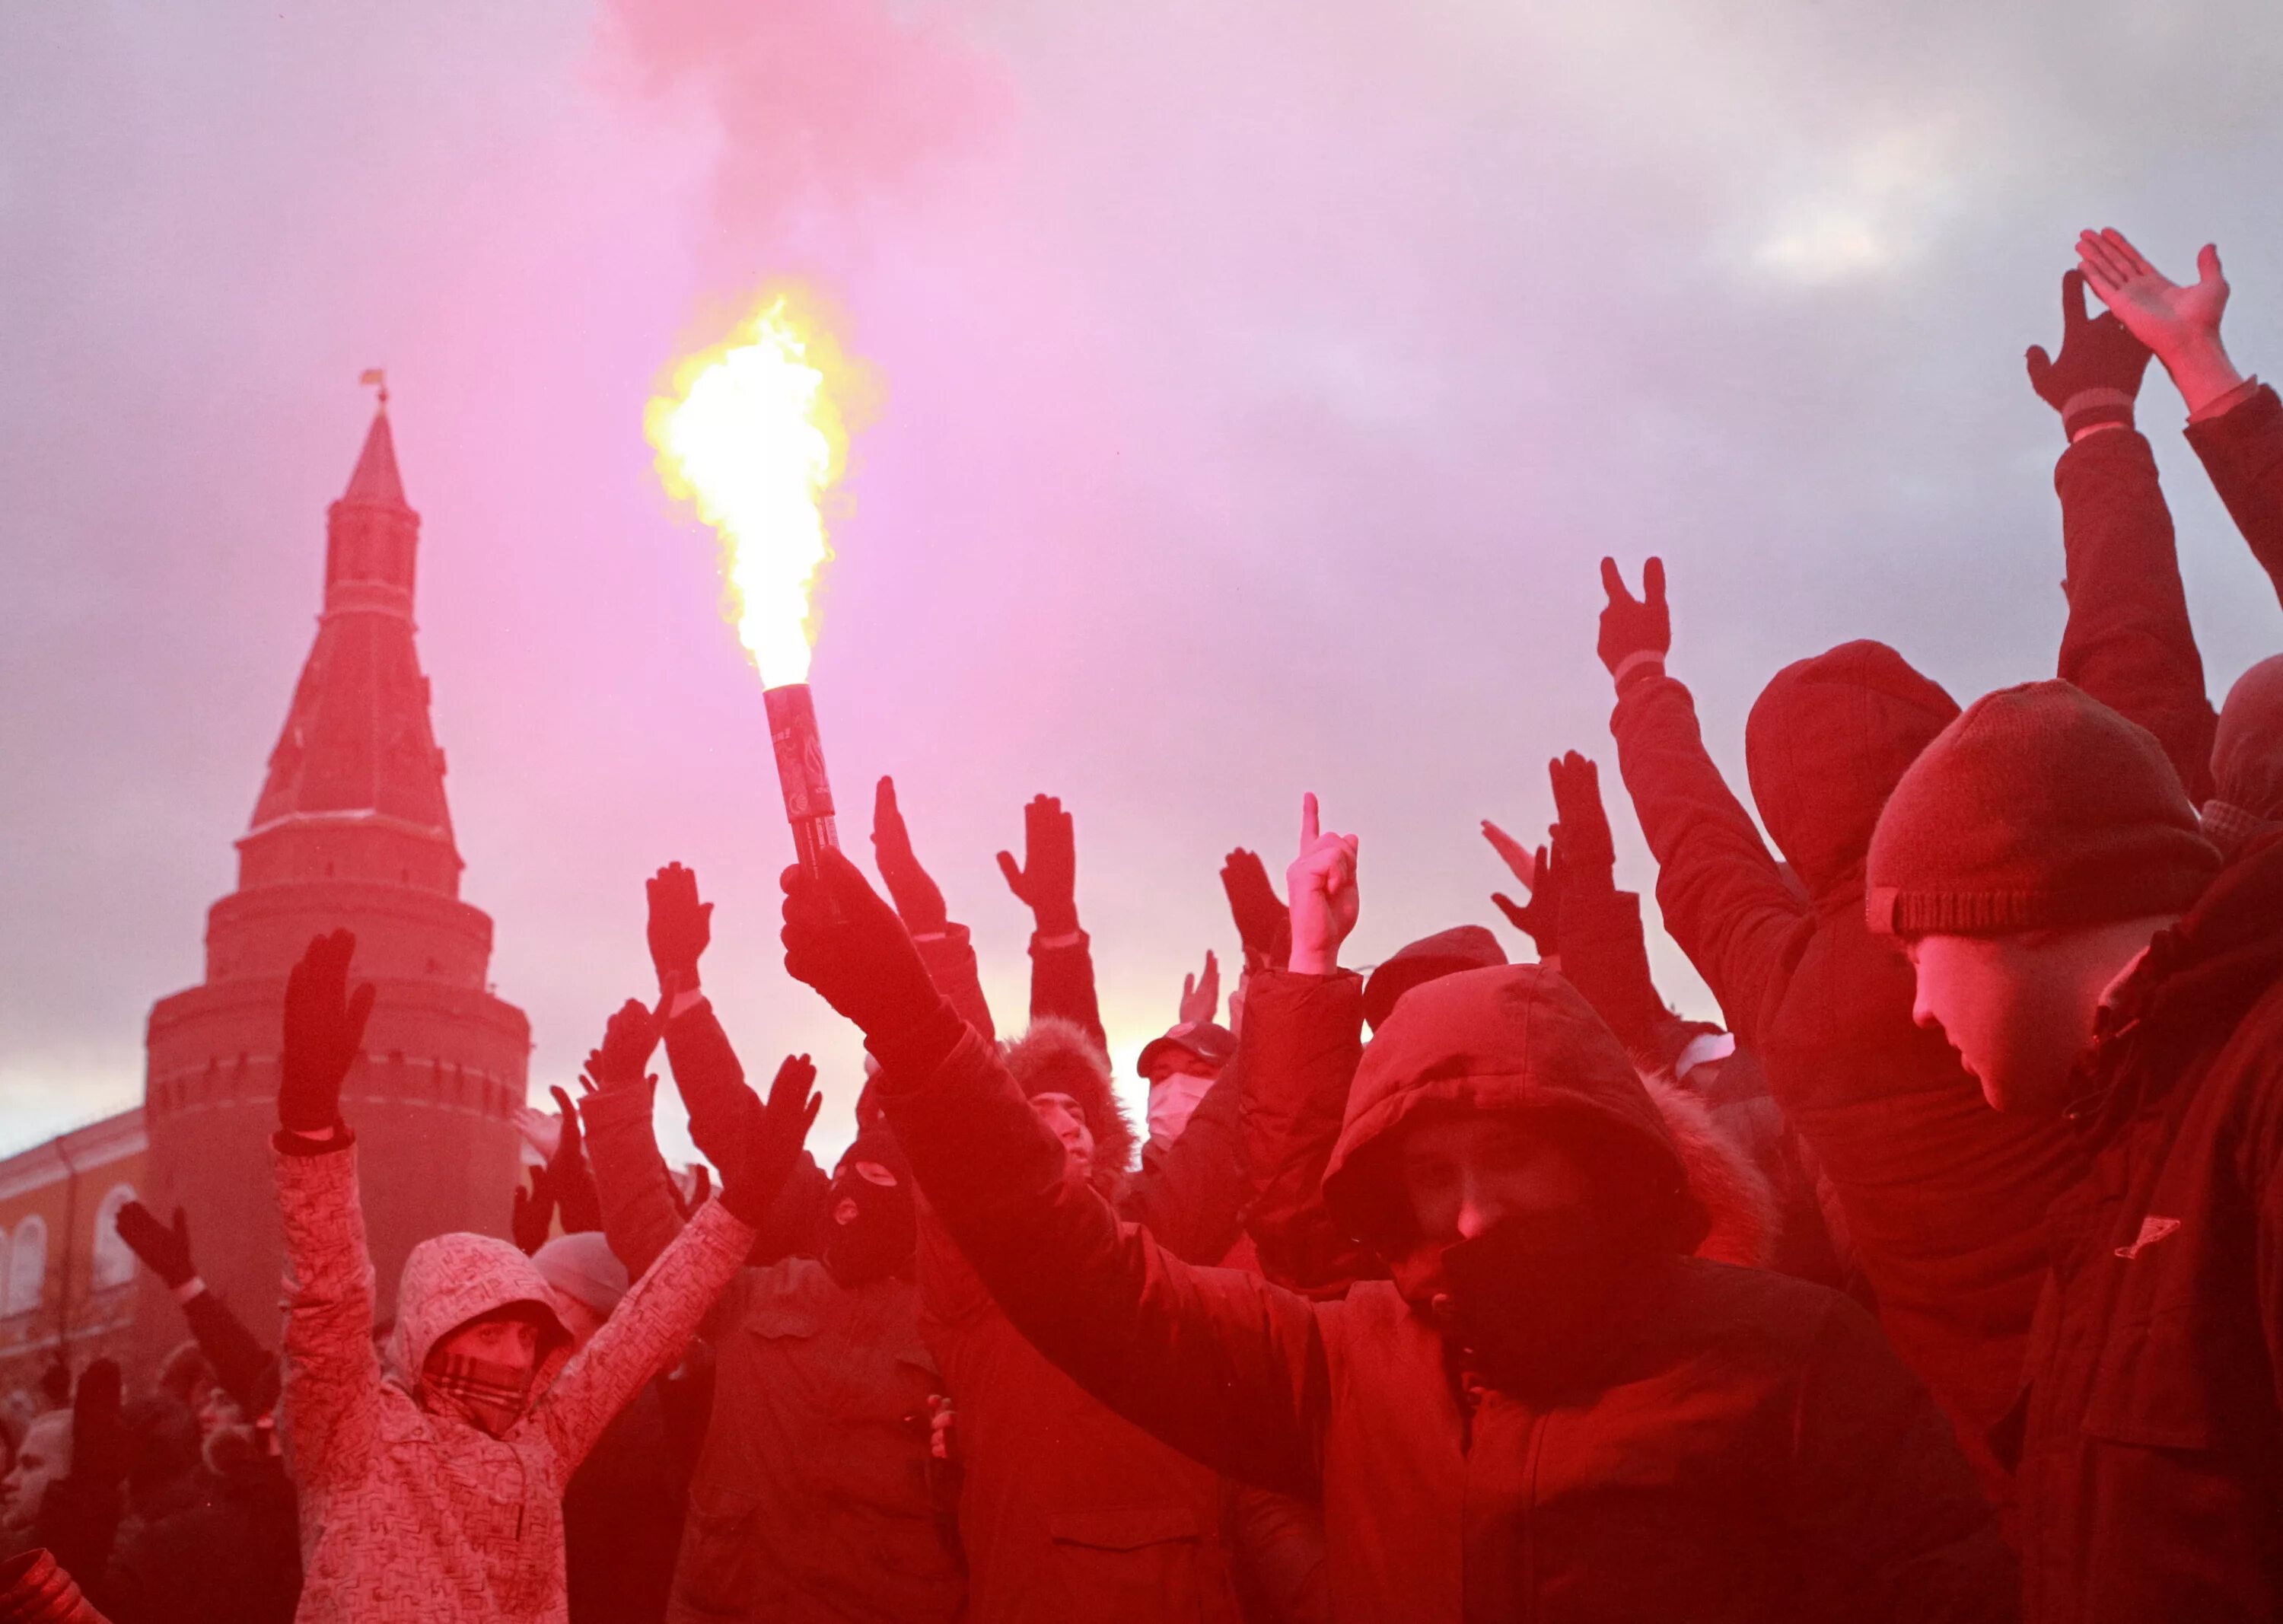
[[1547, 752, 1616, 888], [1179, 950, 1221, 1027], [1220, 849, 1291, 973], [279, 930, 374, 1135], [2076, 229, 2244, 415], [1285, 794, 1361, 978], [582, 998, 661, 1094], [646, 862, 714, 996], [511, 1168, 555, 1255], [2025, 269, 2151, 440], [512, 1104, 563, 1161], [782, 848, 942, 1043], [1486, 824, 1561, 959], [1598, 558, 1670, 688], [71, 1359, 132, 1488], [717, 1053, 822, 1227], [114, 1202, 196, 1291], [872, 776, 950, 935], [996, 794, 1079, 936]]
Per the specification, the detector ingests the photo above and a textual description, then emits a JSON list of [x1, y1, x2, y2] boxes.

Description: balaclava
[[822, 1125, 918, 1286]]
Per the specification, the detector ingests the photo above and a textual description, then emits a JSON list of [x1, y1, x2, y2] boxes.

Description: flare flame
[[647, 290, 861, 686]]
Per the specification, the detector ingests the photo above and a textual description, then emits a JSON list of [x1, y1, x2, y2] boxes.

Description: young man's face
[[437, 1314, 541, 1379], [1395, 1111, 1595, 1248], [0, 1412, 70, 1533], [1030, 1091, 1096, 1183], [1906, 932, 2103, 1116]]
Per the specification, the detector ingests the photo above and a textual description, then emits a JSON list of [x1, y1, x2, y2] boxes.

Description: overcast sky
[[7, 0, 2283, 1167]]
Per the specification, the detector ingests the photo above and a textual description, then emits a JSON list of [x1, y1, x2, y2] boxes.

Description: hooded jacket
[[2012, 835, 2283, 1622], [1612, 639, 2105, 1511], [914, 1017, 1245, 1624], [876, 966, 2015, 1623], [2203, 653, 2283, 858], [273, 1136, 752, 1624]]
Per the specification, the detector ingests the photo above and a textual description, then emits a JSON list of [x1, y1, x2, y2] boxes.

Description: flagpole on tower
[[360, 367, 389, 409]]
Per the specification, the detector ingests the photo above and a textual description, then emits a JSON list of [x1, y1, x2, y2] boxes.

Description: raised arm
[[783, 847, 1331, 1497], [999, 793, 1106, 1051], [1598, 560, 1810, 1043], [2030, 267, 2217, 799], [114, 1201, 281, 1418], [2078, 229, 2283, 610], [534, 1050, 817, 1473], [575, 999, 688, 1282], [874, 775, 996, 1040], [271, 930, 384, 1485]]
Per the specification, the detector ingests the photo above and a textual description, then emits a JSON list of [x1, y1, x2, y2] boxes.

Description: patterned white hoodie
[[273, 1138, 751, 1623]]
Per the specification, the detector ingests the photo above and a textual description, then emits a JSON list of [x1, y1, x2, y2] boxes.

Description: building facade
[[1, 401, 533, 1400]]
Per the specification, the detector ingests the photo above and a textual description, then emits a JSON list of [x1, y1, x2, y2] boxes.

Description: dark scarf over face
[[1403, 1210, 1673, 1401], [823, 1127, 918, 1287]]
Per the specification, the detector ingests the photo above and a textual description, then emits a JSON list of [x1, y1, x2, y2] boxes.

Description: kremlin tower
[[134, 396, 530, 1368]]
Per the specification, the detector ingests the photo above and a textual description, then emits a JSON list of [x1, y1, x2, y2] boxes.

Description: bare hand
[[1285, 793, 1361, 977], [1179, 950, 1221, 1026], [2075, 229, 2244, 414]]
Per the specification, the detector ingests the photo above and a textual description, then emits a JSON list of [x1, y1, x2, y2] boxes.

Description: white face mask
[[1148, 1068, 1218, 1145]]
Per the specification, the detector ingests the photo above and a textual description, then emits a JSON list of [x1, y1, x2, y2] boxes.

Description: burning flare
[[647, 290, 861, 686]]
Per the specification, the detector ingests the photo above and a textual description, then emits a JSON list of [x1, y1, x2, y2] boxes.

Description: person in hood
[[269, 930, 811, 1624], [580, 871, 965, 1624], [2200, 653, 2283, 858], [1867, 679, 2283, 1624], [1590, 495, 2210, 1513], [778, 828, 2016, 1622]]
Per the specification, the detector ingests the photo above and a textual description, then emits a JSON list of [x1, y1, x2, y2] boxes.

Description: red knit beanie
[[1866, 680, 2219, 937]]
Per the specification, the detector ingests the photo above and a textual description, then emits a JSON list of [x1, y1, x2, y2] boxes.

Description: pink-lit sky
[[7, 2, 2283, 1167]]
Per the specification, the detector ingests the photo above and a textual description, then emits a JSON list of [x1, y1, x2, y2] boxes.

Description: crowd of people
[[4, 226, 2282, 1622]]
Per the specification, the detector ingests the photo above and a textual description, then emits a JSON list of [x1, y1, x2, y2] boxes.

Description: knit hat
[[530, 1231, 631, 1318], [2204, 654, 2283, 857], [1867, 680, 2220, 937], [1362, 925, 1508, 1031]]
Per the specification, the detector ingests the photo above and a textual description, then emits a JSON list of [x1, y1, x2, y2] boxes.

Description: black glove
[[782, 848, 943, 1044], [1547, 752, 1616, 891], [1492, 839, 1562, 959], [2027, 269, 2152, 441], [647, 862, 713, 996], [546, 1084, 604, 1235], [872, 776, 950, 935], [716, 1053, 820, 1228], [996, 794, 1079, 937], [582, 999, 661, 1094], [279, 931, 374, 1135], [1220, 849, 1291, 973], [1597, 557, 1670, 689], [114, 1202, 196, 1291], [511, 1167, 556, 1255]]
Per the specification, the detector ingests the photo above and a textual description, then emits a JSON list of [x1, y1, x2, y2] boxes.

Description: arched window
[[90, 1185, 139, 1290], [7, 1215, 47, 1317]]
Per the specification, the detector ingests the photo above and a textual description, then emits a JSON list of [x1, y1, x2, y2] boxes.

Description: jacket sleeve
[[2053, 428, 2218, 803], [2184, 382, 2283, 608], [913, 921, 996, 1042], [664, 996, 829, 1262], [180, 1287, 280, 1419], [1787, 1293, 2020, 1622], [272, 1135, 384, 1489], [1558, 884, 1705, 1076], [1117, 1057, 1250, 1266], [1609, 673, 1813, 1047], [581, 1080, 689, 1283], [534, 1197, 755, 1478], [882, 1009, 1333, 1498], [1029, 929, 1107, 1054], [1238, 971, 1376, 1295]]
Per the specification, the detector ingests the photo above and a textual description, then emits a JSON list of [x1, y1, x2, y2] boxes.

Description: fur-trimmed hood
[[1000, 1017, 1135, 1197], [1323, 966, 1777, 1268]]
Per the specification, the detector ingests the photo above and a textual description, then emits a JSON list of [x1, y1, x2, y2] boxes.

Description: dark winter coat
[[101, 1445, 301, 1624], [561, 1384, 681, 1624], [875, 967, 2015, 1623], [2014, 835, 2283, 1623], [583, 1075, 965, 1624], [2185, 381, 2283, 608]]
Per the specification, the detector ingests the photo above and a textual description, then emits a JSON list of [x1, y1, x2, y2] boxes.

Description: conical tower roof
[[244, 403, 457, 880]]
